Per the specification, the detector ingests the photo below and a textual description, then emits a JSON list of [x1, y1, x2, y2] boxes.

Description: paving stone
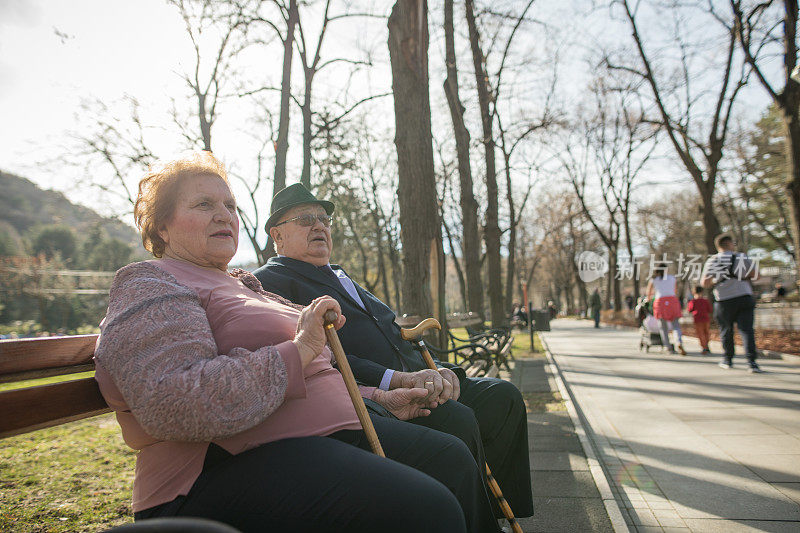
[[630, 508, 660, 526], [706, 434, 800, 455], [523, 497, 614, 533], [653, 509, 686, 528], [681, 518, 800, 532], [656, 474, 800, 521], [738, 454, 800, 482], [648, 500, 676, 510], [529, 434, 584, 453], [684, 418, 783, 436], [530, 451, 589, 471], [773, 483, 800, 506], [531, 470, 602, 498]]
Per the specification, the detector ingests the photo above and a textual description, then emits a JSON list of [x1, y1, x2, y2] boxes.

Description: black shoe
[[748, 363, 764, 373], [718, 361, 733, 369]]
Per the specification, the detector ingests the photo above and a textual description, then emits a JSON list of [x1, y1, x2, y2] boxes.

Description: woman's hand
[[372, 387, 432, 420], [292, 296, 346, 368]]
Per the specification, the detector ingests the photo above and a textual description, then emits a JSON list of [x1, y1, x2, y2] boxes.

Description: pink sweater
[[94, 259, 363, 512]]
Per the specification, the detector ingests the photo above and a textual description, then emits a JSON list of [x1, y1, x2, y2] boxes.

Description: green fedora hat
[[265, 183, 335, 231]]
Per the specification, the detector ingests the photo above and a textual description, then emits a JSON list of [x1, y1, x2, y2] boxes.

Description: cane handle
[[399, 318, 441, 341]]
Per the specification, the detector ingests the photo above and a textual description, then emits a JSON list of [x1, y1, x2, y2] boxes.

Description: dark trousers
[[593, 309, 600, 327], [713, 294, 757, 363], [135, 414, 498, 533], [409, 376, 534, 518]]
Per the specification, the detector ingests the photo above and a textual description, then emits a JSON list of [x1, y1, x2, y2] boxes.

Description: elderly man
[[253, 184, 533, 519]]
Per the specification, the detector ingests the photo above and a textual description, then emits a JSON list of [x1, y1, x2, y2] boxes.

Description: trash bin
[[533, 309, 551, 332]]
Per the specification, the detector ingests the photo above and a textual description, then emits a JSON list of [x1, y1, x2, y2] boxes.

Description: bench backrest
[[447, 312, 484, 329], [0, 335, 110, 439]]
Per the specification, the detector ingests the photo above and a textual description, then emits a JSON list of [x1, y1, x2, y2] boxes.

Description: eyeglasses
[[274, 214, 333, 228]]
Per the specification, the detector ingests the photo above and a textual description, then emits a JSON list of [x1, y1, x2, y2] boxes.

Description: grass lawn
[[1, 373, 135, 532], [509, 329, 545, 358], [0, 414, 135, 532]]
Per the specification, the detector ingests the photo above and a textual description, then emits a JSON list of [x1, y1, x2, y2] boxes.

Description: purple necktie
[[319, 264, 339, 282]]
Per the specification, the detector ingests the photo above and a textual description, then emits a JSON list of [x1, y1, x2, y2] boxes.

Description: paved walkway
[[540, 319, 800, 533], [505, 356, 615, 532]]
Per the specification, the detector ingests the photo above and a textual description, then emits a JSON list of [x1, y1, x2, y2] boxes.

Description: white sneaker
[[718, 361, 732, 369]]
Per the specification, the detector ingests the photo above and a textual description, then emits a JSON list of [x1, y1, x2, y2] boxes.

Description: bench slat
[[0, 335, 98, 376], [0, 377, 110, 438], [0, 363, 96, 385]]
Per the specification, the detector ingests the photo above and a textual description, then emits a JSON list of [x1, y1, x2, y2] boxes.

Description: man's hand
[[437, 367, 461, 402], [372, 388, 432, 420], [390, 368, 460, 407]]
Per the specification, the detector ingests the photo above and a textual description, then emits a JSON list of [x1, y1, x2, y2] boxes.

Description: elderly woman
[[94, 152, 498, 533]]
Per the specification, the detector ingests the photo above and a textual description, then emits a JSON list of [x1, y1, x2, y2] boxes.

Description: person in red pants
[[687, 286, 712, 354]]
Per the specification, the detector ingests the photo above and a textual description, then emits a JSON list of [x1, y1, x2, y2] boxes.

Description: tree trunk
[[372, 212, 393, 310], [465, 0, 504, 327], [442, 214, 468, 310], [443, 0, 484, 319], [301, 68, 313, 189], [388, 0, 441, 319], [274, 0, 298, 191], [699, 184, 722, 254], [264, 0, 299, 260], [197, 93, 212, 151], [387, 226, 403, 310], [610, 251, 622, 312], [784, 109, 800, 290], [502, 146, 517, 310]]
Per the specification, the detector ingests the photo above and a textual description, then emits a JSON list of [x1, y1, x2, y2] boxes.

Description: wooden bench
[[0, 335, 109, 439]]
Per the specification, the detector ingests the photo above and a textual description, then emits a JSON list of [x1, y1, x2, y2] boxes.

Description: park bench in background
[[396, 314, 504, 378], [446, 312, 514, 372]]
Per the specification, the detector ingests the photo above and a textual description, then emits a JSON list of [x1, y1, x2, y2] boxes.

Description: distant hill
[[0, 170, 145, 253]]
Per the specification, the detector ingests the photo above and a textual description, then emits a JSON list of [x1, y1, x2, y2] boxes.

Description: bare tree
[[608, 0, 750, 253], [464, 0, 504, 326], [443, 0, 484, 319], [63, 97, 156, 216], [558, 76, 655, 310], [731, 0, 800, 280], [170, 0, 249, 151], [294, 1, 384, 189]]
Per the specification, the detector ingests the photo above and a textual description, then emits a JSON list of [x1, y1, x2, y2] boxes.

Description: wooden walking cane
[[401, 318, 524, 533], [323, 310, 385, 457]]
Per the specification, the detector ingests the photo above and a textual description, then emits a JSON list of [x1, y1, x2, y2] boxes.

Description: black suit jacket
[[253, 256, 463, 387]]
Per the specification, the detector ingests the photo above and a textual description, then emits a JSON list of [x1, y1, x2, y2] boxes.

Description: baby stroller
[[636, 297, 668, 352]]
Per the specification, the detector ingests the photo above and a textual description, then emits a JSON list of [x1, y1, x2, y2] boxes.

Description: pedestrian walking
[[687, 286, 712, 355], [701, 233, 762, 373], [646, 262, 686, 355], [589, 289, 602, 328]]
